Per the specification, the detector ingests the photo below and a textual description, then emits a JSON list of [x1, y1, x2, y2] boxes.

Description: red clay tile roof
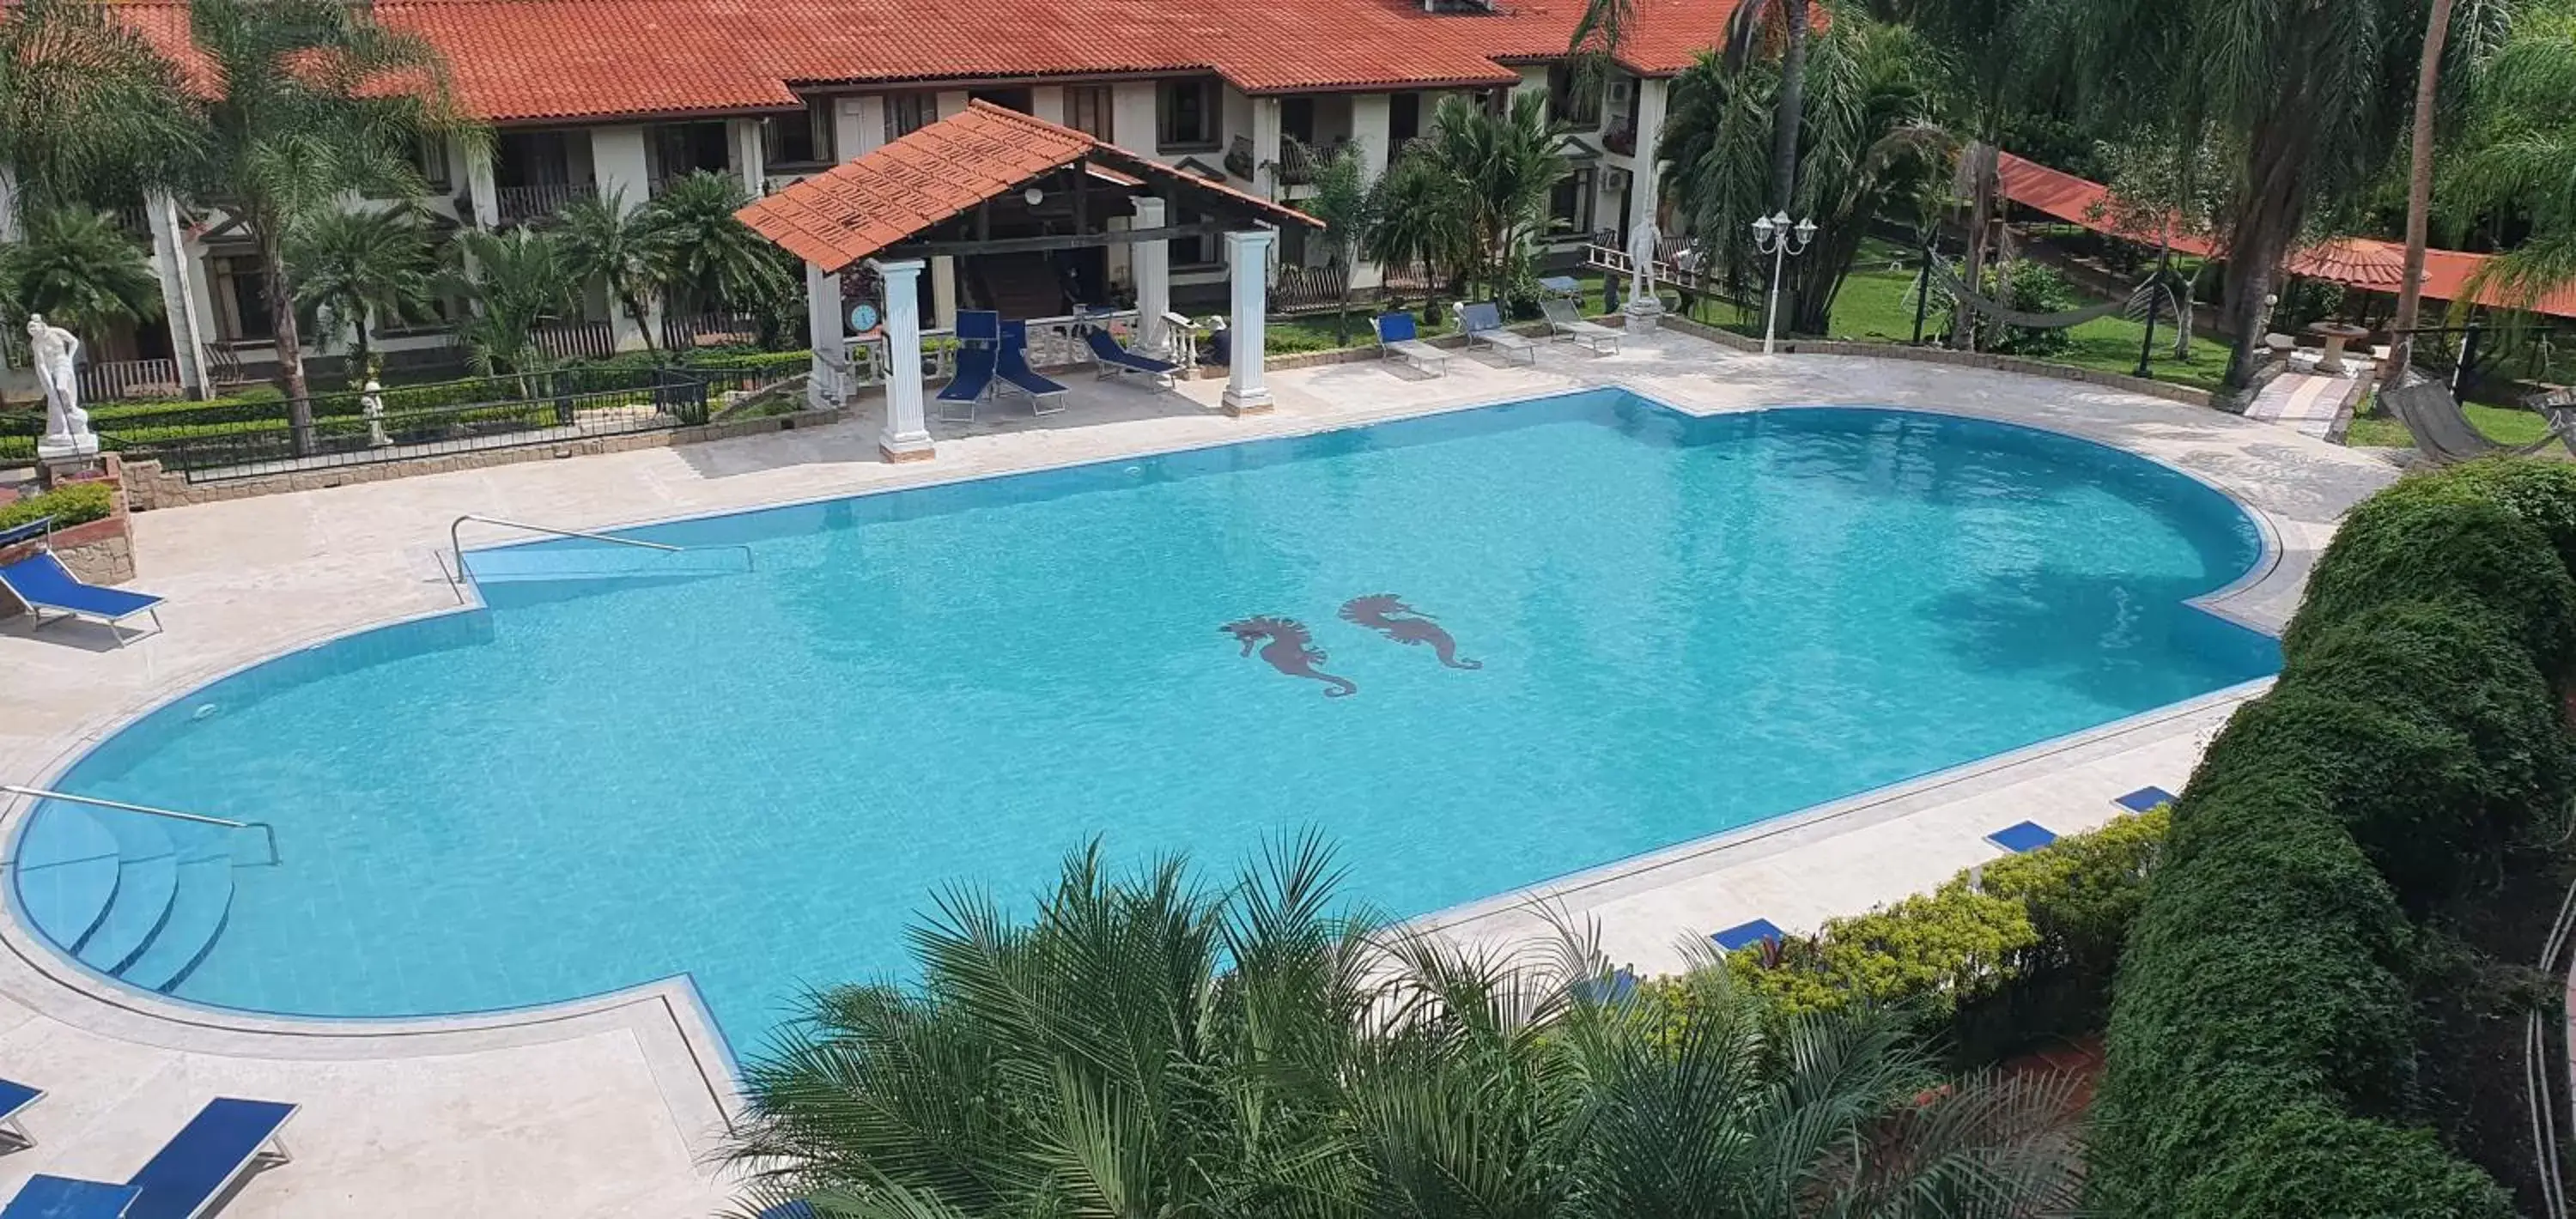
[[739, 100, 1316, 270], [101, 0, 1743, 124], [1998, 151, 2576, 319]]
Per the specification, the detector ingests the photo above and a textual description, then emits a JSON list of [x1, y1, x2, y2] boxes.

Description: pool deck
[[0, 330, 2399, 1216]]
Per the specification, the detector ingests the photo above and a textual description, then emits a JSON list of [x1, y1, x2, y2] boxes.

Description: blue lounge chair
[[1375, 313, 1448, 377], [1084, 328, 1178, 386], [0, 550, 164, 646], [0, 1077, 39, 1151], [996, 321, 1069, 416], [1459, 301, 1539, 364], [938, 311, 1003, 423], [3, 1175, 139, 1218], [1, 1099, 295, 1219]]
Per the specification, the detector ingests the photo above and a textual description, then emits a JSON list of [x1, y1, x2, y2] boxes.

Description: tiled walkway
[[2244, 368, 2365, 440], [0, 331, 2397, 1216]]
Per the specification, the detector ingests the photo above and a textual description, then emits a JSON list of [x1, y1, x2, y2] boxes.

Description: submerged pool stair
[[10, 791, 271, 994]]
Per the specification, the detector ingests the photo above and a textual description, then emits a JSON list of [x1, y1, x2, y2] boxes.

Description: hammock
[[1910, 254, 2196, 357]]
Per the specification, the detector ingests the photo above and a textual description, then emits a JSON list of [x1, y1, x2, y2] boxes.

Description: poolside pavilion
[[737, 100, 1322, 461]]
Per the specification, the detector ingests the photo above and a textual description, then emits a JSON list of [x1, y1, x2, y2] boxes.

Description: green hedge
[[2176, 1106, 2514, 1219], [1722, 807, 2165, 1034], [0, 481, 112, 532], [2284, 495, 2576, 683], [2090, 459, 2574, 1217]]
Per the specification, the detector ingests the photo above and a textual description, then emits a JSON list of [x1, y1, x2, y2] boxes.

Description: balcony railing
[[495, 181, 597, 226], [80, 357, 183, 404], [532, 319, 617, 362], [661, 311, 761, 350], [1269, 265, 1350, 313], [1276, 139, 1352, 188]]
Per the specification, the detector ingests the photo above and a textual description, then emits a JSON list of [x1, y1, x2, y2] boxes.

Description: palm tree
[[1415, 94, 1571, 305], [2050, 0, 2424, 391], [2439, 5, 2568, 321], [1881, 0, 2052, 348], [1572, 0, 1812, 216], [724, 838, 2087, 1219], [641, 170, 793, 336], [1367, 149, 1471, 312], [0, 206, 161, 336], [447, 227, 572, 382], [1297, 142, 1378, 346], [0, 0, 192, 218], [2382, 0, 2512, 384], [287, 206, 435, 384], [162, 0, 473, 448], [556, 187, 665, 353]]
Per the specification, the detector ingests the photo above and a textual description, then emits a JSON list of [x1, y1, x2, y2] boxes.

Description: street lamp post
[[1752, 211, 1816, 356]]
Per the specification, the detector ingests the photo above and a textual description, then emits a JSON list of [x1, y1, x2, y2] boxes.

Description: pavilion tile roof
[[1996, 151, 2576, 318], [738, 100, 1316, 271], [101, 0, 1744, 124]]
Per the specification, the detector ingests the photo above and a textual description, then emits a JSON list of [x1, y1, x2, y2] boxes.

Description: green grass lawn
[[1820, 244, 2233, 391], [2341, 390, 2551, 448]]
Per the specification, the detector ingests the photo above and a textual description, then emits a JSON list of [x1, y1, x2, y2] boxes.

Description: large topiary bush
[[2174, 1105, 2516, 1219], [2360, 458, 2576, 580], [2286, 496, 2576, 682]]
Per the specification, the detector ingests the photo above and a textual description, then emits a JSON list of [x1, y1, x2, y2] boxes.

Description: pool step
[[462, 546, 750, 584], [13, 804, 241, 993], [15, 805, 122, 951]]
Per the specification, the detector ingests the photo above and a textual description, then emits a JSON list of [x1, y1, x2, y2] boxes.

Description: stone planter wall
[[122, 407, 846, 512], [1, 453, 137, 585]]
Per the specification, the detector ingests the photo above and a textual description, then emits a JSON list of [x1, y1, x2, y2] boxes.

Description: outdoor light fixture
[[1752, 210, 1816, 356], [1024, 185, 1045, 206]]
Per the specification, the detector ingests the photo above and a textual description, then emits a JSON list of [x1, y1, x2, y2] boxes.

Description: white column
[[935, 91, 969, 120], [1031, 86, 1066, 126], [1132, 197, 1170, 353], [839, 96, 886, 159], [805, 261, 843, 410], [462, 136, 500, 227], [1112, 83, 1157, 152], [1349, 93, 1392, 291], [1250, 96, 1283, 198], [729, 118, 766, 196], [141, 193, 209, 397], [1222, 228, 1273, 415], [875, 258, 933, 461], [931, 257, 958, 328], [591, 126, 657, 350]]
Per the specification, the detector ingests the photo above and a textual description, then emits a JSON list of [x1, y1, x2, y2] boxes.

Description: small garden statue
[[28, 314, 97, 459], [361, 379, 390, 447], [1625, 221, 1664, 331]]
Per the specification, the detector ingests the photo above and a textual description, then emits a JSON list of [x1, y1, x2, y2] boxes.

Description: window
[[764, 96, 835, 167], [1388, 92, 1421, 143], [1066, 85, 1114, 140], [412, 137, 451, 190], [1281, 96, 1315, 145], [884, 92, 936, 143], [1548, 167, 1596, 239], [1546, 65, 1600, 128], [1170, 203, 1217, 266], [211, 255, 274, 342], [1157, 79, 1217, 149]]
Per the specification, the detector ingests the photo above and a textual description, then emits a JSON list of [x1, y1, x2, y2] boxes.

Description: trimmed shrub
[[0, 481, 113, 532], [1726, 884, 2036, 1018], [2285, 496, 2576, 682], [2183, 687, 2513, 904], [2091, 774, 2416, 1216], [1966, 803, 2166, 977], [2360, 458, 2576, 580], [2175, 1105, 2516, 1219]]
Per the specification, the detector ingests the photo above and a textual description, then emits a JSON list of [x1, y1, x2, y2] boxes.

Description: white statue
[[1624, 219, 1665, 328], [28, 314, 96, 458], [361, 379, 391, 447]]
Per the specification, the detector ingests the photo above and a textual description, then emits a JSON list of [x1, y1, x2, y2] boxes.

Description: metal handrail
[[2, 785, 280, 866], [447, 513, 754, 601]]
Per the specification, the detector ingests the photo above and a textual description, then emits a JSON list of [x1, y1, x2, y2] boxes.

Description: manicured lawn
[[2342, 391, 2552, 448], [1820, 243, 2233, 391]]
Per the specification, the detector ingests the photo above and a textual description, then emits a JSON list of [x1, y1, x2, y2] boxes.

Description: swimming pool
[[10, 391, 2275, 1046]]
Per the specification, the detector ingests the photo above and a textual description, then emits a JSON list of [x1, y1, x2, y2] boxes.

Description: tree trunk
[[258, 226, 315, 454], [1955, 142, 1999, 351], [2385, 0, 2456, 388], [624, 288, 659, 354], [1771, 0, 1807, 215], [2221, 113, 2317, 393]]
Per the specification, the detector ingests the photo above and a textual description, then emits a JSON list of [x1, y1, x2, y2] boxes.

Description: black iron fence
[[93, 367, 742, 482]]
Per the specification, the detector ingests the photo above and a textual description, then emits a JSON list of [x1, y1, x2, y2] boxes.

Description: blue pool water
[[14, 392, 2275, 1046]]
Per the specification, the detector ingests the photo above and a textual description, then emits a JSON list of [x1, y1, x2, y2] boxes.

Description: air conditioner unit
[[1605, 167, 1631, 193], [1607, 80, 1632, 108]]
